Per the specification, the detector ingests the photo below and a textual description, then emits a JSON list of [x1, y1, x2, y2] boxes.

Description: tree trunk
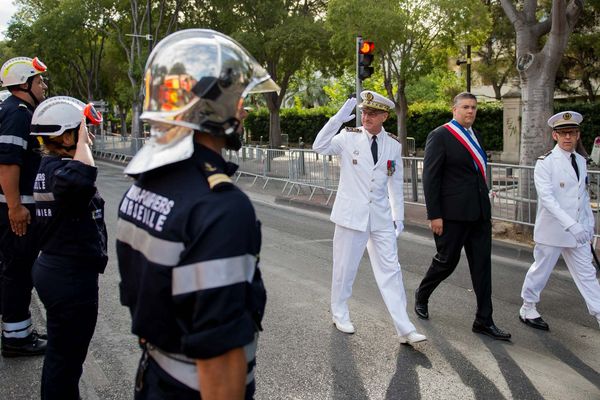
[[119, 107, 128, 136], [264, 91, 282, 148], [500, 0, 584, 228], [269, 110, 282, 148], [131, 101, 143, 153], [516, 59, 556, 226], [519, 63, 555, 166], [582, 73, 596, 102], [492, 83, 502, 100]]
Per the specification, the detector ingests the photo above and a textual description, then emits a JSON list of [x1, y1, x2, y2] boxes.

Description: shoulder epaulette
[[18, 103, 28, 109], [538, 150, 552, 160], [203, 161, 233, 191], [387, 133, 401, 143], [345, 127, 361, 133]]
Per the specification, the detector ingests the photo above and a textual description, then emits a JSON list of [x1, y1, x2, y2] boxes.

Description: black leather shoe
[[1, 331, 47, 357], [414, 292, 429, 319], [519, 316, 549, 331], [472, 321, 511, 341]]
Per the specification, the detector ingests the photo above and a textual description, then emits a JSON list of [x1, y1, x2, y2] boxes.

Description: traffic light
[[358, 40, 375, 81]]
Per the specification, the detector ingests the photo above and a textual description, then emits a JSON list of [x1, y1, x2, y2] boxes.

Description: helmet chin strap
[[11, 78, 40, 107], [224, 132, 242, 151]]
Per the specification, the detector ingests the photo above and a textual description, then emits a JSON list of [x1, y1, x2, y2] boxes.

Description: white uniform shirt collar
[[466, 127, 480, 147], [365, 128, 384, 140], [555, 144, 576, 161]]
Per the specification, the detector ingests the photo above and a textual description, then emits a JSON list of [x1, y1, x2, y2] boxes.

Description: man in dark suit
[[414, 92, 511, 341]]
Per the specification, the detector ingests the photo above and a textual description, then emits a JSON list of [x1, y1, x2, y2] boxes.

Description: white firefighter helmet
[[1, 57, 47, 87], [124, 28, 280, 175], [31, 96, 103, 137]]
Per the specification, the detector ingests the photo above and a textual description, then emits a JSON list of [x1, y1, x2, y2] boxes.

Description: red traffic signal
[[358, 39, 375, 81], [359, 41, 375, 55]]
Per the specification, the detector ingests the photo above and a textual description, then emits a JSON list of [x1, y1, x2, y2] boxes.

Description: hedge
[[555, 102, 600, 152], [244, 101, 600, 152]]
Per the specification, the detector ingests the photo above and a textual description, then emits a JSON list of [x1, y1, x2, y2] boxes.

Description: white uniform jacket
[[313, 118, 404, 232], [533, 144, 594, 248]]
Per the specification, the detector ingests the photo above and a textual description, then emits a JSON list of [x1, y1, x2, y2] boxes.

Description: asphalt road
[[1, 160, 599, 400]]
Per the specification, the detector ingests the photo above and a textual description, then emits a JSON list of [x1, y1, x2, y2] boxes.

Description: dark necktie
[[371, 135, 378, 164], [571, 153, 580, 180]]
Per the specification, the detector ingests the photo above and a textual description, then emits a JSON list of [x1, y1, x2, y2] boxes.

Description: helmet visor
[[32, 57, 47, 73], [84, 103, 103, 125]]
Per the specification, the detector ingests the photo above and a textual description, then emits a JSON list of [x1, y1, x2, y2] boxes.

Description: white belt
[[147, 334, 258, 391], [0, 194, 35, 204]]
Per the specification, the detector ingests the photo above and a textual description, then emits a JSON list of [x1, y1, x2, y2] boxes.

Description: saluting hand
[[333, 97, 357, 123], [429, 218, 443, 236], [78, 117, 95, 146], [9, 204, 31, 236]]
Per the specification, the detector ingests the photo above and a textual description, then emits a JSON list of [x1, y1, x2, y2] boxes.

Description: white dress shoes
[[333, 320, 355, 334], [399, 331, 427, 344]]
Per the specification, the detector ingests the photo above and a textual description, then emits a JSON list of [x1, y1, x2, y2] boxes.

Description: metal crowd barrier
[[93, 138, 600, 232]]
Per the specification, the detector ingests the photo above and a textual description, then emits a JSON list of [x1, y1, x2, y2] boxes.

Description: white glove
[[394, 220, 404, 238], [568, 223, 588, 245], [333, 97, 357, 124], [585, 225, 595, 242]]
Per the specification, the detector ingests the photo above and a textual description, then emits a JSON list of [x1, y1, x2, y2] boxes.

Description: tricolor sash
[[443, 120, 487, 180]]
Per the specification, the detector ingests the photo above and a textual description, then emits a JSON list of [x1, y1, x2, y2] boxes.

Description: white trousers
[[331, 223, 416, 336], [521, 243, 600, 317]]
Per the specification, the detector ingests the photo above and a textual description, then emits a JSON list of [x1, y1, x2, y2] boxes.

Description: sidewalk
[[234, 174, 539, 265]]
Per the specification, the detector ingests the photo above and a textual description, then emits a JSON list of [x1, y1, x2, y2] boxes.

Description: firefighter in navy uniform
[[30, 96, 107, 400], [116, 29, 279, 400], [0, 56, 48, 357]]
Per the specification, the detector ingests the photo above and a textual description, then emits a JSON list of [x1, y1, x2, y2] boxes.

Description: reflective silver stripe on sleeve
[[172, 254, 256, 296], [0, 135, 28, 149], [33, 192, 55, 202], [244, 333, 258, 384], [147, 334, 258, 391], [0, 194, 35, 204], [116, 218, 184, 266]]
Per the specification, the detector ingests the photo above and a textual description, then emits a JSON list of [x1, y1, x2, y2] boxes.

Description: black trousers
[[416, 218, 494, 325], [0, 205, 39, 324], [33, 253, 99, 400], [135, 356, 256, 400]]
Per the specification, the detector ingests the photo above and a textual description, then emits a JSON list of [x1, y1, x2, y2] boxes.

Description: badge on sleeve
[[387, 160, 396, 176]]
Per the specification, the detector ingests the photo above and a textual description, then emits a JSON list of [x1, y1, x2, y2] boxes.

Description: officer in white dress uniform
[[312, 91, 426, 344], [520, 111, 600, 330]]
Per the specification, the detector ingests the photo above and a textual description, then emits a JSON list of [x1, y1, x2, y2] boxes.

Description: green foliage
[[245, 100, 600, 155], [406, 69, 465, 103], [556, 1, 600, 101], [555, 102, 600, 151], [245, 102, 505, 151]]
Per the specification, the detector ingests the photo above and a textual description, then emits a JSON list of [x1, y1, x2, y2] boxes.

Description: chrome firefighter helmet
[[125, 29, 280, 175]]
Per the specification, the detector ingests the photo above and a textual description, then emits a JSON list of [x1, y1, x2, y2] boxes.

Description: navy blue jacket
[[116, 144, 266, 384], [34, 156, 108, 272], [0, 95, 41, 205]]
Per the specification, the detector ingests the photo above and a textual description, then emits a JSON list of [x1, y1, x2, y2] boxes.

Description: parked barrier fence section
[[92, 137, 599, 232]]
